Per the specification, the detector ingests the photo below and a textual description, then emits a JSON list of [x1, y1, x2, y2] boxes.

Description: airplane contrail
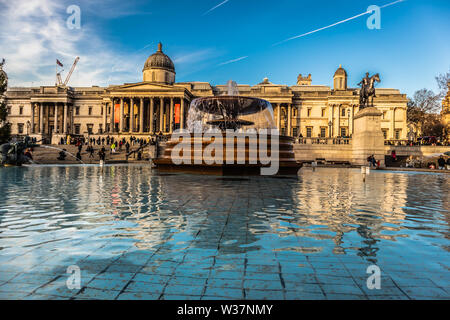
[[203, 0, 230, 16], [273, 0, 407, 46], [218, 56, 248, 66]]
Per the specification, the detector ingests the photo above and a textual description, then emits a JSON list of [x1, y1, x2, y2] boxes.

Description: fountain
[[0, 137, 38, 167], [153, 81, 302, 175]]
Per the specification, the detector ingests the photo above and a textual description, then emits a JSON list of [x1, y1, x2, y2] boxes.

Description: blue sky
[[0, 0, 449, 96]]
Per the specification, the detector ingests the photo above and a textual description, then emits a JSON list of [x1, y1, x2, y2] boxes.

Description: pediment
[[107, 81, 185, 93]]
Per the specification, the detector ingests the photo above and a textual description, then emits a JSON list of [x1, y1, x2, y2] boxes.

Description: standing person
[[371, 155, 377, 167], [111, 142, 116, 154], [76, 150, 82, 161], [89, 146, 95, 159], [367, 155, 373, 167], [391, 150, 397, 162], [125, 141, 130, 154], [438, 156, 446, 170], [99, 147, 106, 162], [119, 140, 123, 151]]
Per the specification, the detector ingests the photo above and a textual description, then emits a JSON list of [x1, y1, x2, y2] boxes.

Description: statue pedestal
[[352, 107, 385, 167]]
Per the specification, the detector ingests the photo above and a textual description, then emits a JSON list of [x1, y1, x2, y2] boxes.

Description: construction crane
[[63, 57, 80, 86]]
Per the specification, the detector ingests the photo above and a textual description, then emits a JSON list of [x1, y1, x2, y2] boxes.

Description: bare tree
[[435, 68, 450, 99]]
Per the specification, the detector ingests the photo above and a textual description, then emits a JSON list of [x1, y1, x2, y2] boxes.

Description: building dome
[[143, 43, 176, 84], [334, 64, 347, 77], [143, 43, 175, 73]]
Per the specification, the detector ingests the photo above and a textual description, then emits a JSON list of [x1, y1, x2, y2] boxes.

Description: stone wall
[[293, 143, 449, 164]]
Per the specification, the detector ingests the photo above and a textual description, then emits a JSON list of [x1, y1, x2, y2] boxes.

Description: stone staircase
[[30, 144, 155, 165]]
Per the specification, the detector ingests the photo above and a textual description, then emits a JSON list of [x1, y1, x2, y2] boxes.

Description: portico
[[106, 84, 192, 135]]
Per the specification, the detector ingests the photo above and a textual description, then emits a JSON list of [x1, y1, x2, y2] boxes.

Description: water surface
[[0, 165, 448, 299]]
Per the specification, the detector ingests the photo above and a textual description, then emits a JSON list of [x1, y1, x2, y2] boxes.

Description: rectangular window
[[99, 124, 103, 134], [382, 130, 388, 139], [292, 127, 298, 137], [74, 124, 81, 134], [306, 127, 312, 138], [75, 107, 80, 115], [19, 106, 24, 115], [341, 108, 346, 117], [307, 108, 311, 117], [321, 109, 326, 117], [320, 127, 326, 138], [340, 127, 347, 137], [87, 124, 93, 134], [7, 106, 11, 114], [18, 123, 24, 134], [395, 129, 401, 140], [101, 106, 104, 116], [88, 106, 93, 116]]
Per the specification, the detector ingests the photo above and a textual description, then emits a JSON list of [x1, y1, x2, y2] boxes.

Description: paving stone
[[164, 284, 204, 296], [116, 292, 161, 300], [86, 278, 129, 291], [124, 280, 165, 294], [204, 286, 244, 299], [75, 287, 120, 300], [243, 279, 283, 291], [245, 289, 284, 300]]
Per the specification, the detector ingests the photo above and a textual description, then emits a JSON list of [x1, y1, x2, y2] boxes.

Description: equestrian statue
[[358, 72, 380, 109]]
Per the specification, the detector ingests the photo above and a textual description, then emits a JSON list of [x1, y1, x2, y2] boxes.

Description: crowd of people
[[55, 134, 166, 162]]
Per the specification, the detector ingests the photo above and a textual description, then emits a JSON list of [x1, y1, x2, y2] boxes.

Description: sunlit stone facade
[[5, 43, 407, 142], [442, 81, 450, 142]]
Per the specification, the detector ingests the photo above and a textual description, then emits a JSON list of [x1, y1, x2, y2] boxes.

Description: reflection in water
[[0, 166, 448, 275]]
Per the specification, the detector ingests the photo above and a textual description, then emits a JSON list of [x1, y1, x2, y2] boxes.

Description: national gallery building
[[5, 43, 408, 143]]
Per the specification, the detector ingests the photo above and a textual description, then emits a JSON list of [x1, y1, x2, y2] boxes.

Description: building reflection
[[1, 165, 448, 269]]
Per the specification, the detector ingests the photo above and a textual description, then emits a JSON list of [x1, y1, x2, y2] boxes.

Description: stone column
[[287, 104, 292, 136], [70, 105, 74, 134], [63, 103, 68, 134], [31, 104, 35, 134], [276, 104, 281, 131], [39, 103, 44, 134], [119, 97, 124, 132], [169, 97, 174, 133], [54, 103, 58, 134], [150, 97, 154, 133], [159, 97, 164, 133], [103, 103, 107, 134], [337, 104, 341, 136], [390, 107, 395, 139], [130, 97, 134, 133], [139, 98, 144, 133], [110, 98, 115, 133], [180, 98, 185, 130], [328, 104, 333, 137]]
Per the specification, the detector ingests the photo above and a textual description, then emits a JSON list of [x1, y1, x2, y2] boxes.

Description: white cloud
[[0, 0, 145, 87], [0, 0, 221, 87]]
